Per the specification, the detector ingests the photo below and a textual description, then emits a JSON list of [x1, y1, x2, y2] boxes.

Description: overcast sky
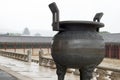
[[0, 0, 120, 36]]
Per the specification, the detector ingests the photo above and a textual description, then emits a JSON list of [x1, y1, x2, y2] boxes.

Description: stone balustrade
[[94, 67, 120, 80], [0, 50, 31, 62], [74, 68, 120, 80], [38, 54, 120, 80], [0, 50, 120, 80]]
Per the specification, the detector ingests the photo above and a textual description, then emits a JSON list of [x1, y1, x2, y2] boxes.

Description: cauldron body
[[51, 21, 105, 80], [48, 2, 105, 80], [52, 21, 105, 68]]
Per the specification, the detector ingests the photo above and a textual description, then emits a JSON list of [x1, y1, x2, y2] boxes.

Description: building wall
[[0, 42, 51, 56], [105, 43, 120, 59], [1, 42, 120, 59], [0, 48, 51, 56], [0, 43, 51, 49]]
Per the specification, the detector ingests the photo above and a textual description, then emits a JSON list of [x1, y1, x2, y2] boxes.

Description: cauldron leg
[[56, 64, 67, 80], [79, 65, 95, 80]]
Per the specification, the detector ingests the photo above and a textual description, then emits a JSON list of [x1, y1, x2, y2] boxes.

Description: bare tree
[[34, 33, 41, 36]]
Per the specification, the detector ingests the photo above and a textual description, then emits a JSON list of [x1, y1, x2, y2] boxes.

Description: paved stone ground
[[0, 69, 17, 80], [0, 55, 120, 80], [0, 56, 79, 80]]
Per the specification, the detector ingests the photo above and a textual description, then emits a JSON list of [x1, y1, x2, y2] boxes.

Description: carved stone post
[[39, 50, 43, 66], [96, 69, 108, 80], [110, 72, 120, 80], [74, 69, 80, 75], [27, 50, 32, 62], [50, 60, 56, 69]]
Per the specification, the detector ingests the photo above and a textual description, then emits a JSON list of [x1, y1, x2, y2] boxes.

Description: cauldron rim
[[59, 20, 104, 28]]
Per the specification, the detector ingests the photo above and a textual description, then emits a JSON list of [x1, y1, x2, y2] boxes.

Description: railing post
[[74, 69, 80, 75], [27, 50, 32, 62], [111, 72, 120, 80], [39, 49, 43, 66]]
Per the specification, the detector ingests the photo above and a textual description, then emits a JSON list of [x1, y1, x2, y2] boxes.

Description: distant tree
[[100, 31, 110, 34], [5, 33, 21, 36], [34, 33, 41, 36], [23, 27, 30, 35]]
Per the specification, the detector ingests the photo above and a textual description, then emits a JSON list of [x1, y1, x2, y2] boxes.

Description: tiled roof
[[0, 35, 52, 43], [100, 33, 120, 43], [0, 33, 120, 44]]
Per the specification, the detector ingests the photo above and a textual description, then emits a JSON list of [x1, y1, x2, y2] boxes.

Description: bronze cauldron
[[49, 2, 105, 80]]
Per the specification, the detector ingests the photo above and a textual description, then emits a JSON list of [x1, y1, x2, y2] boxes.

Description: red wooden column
[[108, 44, 112, 58], [119, 44, 120, 59], [39, 43, 41, 50], [24, 43, 26, 54], [4, 42, 7, 51], [116, 44, 119, 59], [113, 44, 116, 59], [3, 43, 5, 50], [47, 48, 49, 54], [31, 43, 33, 56], [105, 44, 108, 57], [14, 43, 16, 52], [22, 43, 25, 54]]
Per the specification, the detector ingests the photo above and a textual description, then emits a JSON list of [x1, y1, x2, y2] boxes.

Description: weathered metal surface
[[49, 2, 105, 80]]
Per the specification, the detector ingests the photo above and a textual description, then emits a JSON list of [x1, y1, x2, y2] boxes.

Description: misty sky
[[0, 0, 120, 36]]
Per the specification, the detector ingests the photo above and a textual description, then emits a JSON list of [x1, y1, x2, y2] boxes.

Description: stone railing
[[0, 50, 120, 79], [32, 50, 56, 69], [0, 50, 31, 62], [73, 68, 120, 80], [94, 66, 120, 80], [37, 52, 120, 80]]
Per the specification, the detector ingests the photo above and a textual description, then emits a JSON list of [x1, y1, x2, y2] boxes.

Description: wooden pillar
[[119, 45, 120, 59], [47, 48, 49, 54], [31, 43, 33, 56], [4, 42, 7, 51], [105, 44, 107, 57], [115, 44, 116, 59], [39, 43, 41, 50], [113, 44, 115, 58], [116, 44, 119, 59], [108, 44, 112, 58], [112, 44, 115, 58], [14, 43, 16, 52], [22, 43, 25, 54], [24, 43, 26, 53], [111, 44, 113, 58]]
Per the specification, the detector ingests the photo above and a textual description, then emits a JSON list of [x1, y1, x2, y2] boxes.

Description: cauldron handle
[[93, 12, 104, 32], [49, 2, 60, 31], [93, 12, 103, 22]]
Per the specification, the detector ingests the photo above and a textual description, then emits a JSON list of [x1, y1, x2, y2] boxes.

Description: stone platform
[[0, 55, 120, 80], [0, 56, 79, 80], [0, 69, 17, 80]]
